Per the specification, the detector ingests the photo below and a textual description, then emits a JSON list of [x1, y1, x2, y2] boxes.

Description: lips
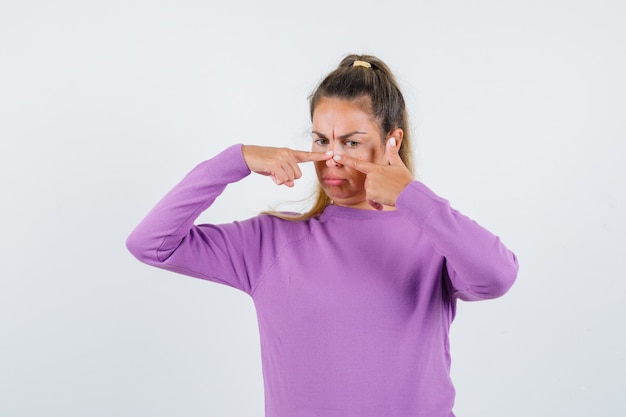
[[323, 176, 346, 186]]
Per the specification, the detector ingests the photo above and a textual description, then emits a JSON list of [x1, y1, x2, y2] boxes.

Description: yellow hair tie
[[352, 60, 372, 68]]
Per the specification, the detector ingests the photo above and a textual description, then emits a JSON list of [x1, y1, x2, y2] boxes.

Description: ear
[[387, 128, 404, 150]]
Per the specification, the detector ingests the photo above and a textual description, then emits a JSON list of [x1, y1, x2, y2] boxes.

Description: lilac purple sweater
[[126, 145, 518, 417]]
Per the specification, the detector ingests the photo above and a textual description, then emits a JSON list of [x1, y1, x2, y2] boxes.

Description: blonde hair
[[266, 54, 414, 221]]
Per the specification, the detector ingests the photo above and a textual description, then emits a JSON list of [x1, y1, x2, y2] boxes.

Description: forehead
[[312, 98, 379, 133]]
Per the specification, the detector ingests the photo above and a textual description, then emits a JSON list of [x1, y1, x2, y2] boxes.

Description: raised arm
[[126, 144, 332, 292], [125, 145, 254, 286], [335, 138, 518, 301]]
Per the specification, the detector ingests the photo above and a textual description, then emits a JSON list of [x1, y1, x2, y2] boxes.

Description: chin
[[326, 192, 364, 205]]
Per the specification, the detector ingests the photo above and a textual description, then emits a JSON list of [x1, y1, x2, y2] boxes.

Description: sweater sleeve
[[125, 144, 261, 293], [396, 181, 519, 301]]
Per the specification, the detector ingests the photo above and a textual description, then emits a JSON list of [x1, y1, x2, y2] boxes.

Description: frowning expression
[[311, 97, 387, 209]]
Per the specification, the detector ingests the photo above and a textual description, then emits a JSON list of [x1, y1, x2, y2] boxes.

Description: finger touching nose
[[326, 142, 344, 167], [326, 156, 342, 167]]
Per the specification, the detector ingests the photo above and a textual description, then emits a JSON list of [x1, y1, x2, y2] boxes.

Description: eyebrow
[[311, 131, 368, 140]]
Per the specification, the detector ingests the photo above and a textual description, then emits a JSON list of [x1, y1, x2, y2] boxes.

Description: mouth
[[322, 176, 346, 186]]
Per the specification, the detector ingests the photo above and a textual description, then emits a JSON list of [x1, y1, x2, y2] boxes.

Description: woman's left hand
[[332, 138, 413, 210]]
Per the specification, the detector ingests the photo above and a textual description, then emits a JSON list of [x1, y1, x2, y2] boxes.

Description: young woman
[[126, 54, 518, 417]]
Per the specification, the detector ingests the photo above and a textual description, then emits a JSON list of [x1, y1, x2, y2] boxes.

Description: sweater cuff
[[232, 144, 252, 177]]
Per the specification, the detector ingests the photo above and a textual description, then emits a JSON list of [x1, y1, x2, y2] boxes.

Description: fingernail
[[333, 154, 341, 161], [325, 150, 333, 156], [389, 137, 396, 147]]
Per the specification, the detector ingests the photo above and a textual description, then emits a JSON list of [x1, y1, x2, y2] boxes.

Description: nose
[[326, 143, 343, 167], [325, 156, 342, 167]]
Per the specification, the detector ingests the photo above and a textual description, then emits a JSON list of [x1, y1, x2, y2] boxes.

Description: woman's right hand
[[241, 145, 332, 187]]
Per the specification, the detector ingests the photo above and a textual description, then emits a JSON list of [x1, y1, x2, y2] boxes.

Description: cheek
[[348, 146, 379, 163], [344, 166, 367, 184]]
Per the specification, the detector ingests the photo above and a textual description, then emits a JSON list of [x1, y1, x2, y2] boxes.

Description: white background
[[1, 0, 624, 416]]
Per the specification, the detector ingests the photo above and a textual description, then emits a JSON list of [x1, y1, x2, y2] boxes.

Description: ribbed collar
[[318, 204, 405, 221]]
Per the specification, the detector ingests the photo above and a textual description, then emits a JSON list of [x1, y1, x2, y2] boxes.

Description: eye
[[344, 140, 359, 148], [314, 138, 330, 146]]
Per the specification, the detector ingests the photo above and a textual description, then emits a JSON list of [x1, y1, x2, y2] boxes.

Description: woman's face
[[311, 97, 387, 209]]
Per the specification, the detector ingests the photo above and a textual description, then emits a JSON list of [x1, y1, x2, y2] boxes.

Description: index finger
[[293, 150, 333, 163], [332, 153, 378, 174]]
